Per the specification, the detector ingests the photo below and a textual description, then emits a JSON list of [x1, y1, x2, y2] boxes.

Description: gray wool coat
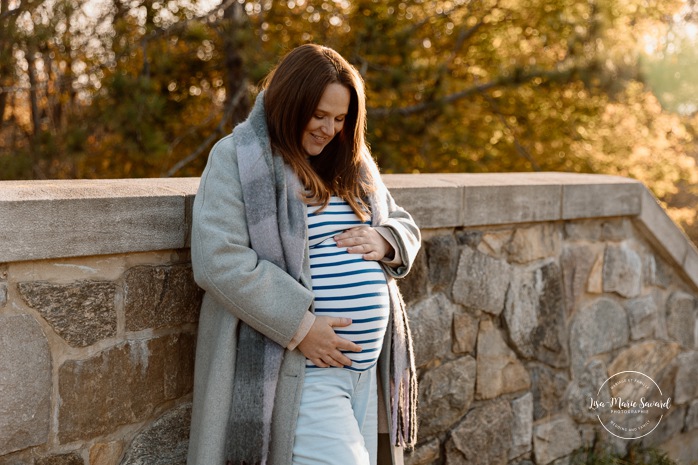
[[187, 103, 421, 465]]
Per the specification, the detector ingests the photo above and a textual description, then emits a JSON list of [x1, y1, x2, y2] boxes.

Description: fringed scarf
[[225, 91, 417, 465]]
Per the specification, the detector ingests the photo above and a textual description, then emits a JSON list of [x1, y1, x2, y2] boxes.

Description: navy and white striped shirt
[[307, 196, 389, 371]]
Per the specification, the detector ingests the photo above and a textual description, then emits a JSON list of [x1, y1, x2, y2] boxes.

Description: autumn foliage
[[1, 0, 698, 234]]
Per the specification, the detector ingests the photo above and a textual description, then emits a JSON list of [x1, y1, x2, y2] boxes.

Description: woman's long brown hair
[[262, 44, 375, 221]]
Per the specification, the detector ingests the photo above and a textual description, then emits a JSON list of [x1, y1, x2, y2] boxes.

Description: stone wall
[[1, 173, 697, 465]]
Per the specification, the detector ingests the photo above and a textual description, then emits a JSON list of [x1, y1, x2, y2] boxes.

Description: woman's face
[[302, 83, 351, 156]]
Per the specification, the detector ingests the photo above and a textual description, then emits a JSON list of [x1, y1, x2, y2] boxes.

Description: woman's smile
[[302, 83, 350, 156]]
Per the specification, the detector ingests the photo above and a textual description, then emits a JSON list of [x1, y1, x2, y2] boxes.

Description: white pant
[[292, 366, 378, 465]]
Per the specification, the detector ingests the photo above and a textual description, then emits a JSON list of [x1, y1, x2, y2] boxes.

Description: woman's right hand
[[297, 316, 362, 368]]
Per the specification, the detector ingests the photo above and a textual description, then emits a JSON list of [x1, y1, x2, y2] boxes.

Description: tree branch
[[368, 63, 579, 118], [162, 85, 246, 177]]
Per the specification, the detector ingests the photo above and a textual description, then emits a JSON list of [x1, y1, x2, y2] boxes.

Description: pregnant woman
[[187, 44, 421, 465]]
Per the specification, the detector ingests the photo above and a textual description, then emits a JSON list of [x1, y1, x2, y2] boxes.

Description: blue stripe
[[310, 258, 366, 269], [308, 230, 340, 241], [353, 337, 383, 344], [308, 250, 348, 259], [308, 220, 364, 230], [315, 292, 388, 302], [312, 280, 387, 291], [349, 316, 388, 324], [335, 327, 384, 335], [311, 269, 384, 280], [310, 210, 358, 216], [314, 304, 388, 313], [312, 243, 337, 249], [341, 347, 381, 354]]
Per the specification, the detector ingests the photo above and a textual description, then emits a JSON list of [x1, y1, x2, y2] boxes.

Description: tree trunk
[[25, 47, 41, 140], [221, 1, 249, 127]]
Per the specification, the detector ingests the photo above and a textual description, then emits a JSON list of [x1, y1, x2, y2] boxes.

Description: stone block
[[405, 438, 440, 465], [0, 449, 33, 465], [666, 291, 696, 348], [89, 441, 125, 465], [529, 364, 568, 421], [506, 224, 561, 264], [418, 356, 476, 438], [532, 415, 582, 465], [446, 399, 513, 465], [510, 393, 533, 459], [18, 280, 117, 347], [425, 235, 459, 293], [687, 400, 698, 432], [569, 298, 629, 378], [397, 246, 428, 305], [642, 405, 686, 449], [562, 180, 642, 220], [565, 359, 608, 423], [408, 294, 458, 368], [0, 315, 52, 456], [121, 403, 191, 465], [452, 312, 478, 355], [504, 262, 567, 367], [35, 453, 83, 465], [587, 254, 603, 294], [476, 320, 530, 400], [58, 333, 195, 443], [602, 243, 642, 298], [657, 428, 698, 465], [0, 283, 6, 307], [124, 264, 202, 331], [477, 230, 513, 259], [563, 218, 633, 242], [455, 230, 482, 247], [624, 295, 659, 340], [453, 248, 511, 315], [560, 244, 600, 313], [607, 341, 680, 382], [675, 351, 698, 405]]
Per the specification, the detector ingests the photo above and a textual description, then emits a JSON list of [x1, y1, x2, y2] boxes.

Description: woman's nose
[[321, 118, 334, 135]]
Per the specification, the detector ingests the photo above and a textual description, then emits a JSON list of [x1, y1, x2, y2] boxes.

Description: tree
[[1, 0, 696, 218]]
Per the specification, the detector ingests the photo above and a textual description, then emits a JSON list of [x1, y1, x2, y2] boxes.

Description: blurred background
[[2, 0, 698, 241]]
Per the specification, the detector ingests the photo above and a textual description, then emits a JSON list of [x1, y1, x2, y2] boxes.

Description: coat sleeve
[[376, 188, 421, 279], [191, 135, 314, 348]]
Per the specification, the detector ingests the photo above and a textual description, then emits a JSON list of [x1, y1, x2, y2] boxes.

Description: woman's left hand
[[335, 226, 394, 261]]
